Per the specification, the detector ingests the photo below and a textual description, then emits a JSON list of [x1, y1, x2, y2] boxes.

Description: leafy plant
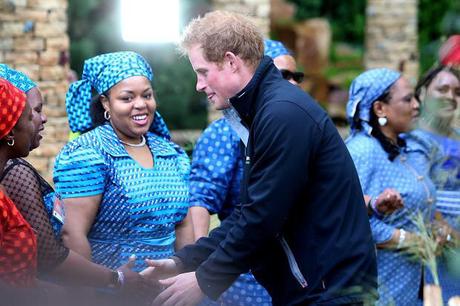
[[406, 212, 441, 286]]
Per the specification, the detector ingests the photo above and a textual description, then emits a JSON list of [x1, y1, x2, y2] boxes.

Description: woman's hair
[[369, 88, 392, 129], [179, 10, 264, 69], [415, 65, 460, 102], [369, 85, 406, 161], [88, 91, 109, 132]]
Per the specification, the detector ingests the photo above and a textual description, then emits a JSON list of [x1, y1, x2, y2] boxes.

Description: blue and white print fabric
[[53, 123, 190, 270], [263, 39, 290, 59], [190, 118, 243, 219], [190, 118, 271, 305], [65, 51, 153, 133], [0, 64, 36, 92], [346, 68, 401, 135], [408, 129, 460, 303], [346, 132, 436, 306]]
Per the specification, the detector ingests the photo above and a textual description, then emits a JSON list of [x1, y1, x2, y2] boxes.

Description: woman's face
[[28, 87, 47, 150], [424, 70, 460, 124], [102, 76, 156, 143], [383, 77, 419, 135], [10, 102, 35, 158]]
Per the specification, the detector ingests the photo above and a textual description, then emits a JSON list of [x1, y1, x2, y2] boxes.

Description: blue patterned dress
[[190, 118, 272, 306], [409, 129, 460, 303], [53, 123, 190, 270], [346, 132, 436, 306]]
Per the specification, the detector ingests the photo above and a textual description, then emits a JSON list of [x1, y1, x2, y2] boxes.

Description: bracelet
[[108, 270, 125, 289], [397, 229, 406, 249], [117, 270, 125, 288]]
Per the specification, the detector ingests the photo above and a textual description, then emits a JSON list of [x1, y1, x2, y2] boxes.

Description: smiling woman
[[53, 51, 194, 302], [410, 65, 460, 304]]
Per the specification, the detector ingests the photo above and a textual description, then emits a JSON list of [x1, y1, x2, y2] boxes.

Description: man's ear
[[372, 101, 387, 118], [224, 51, 239, 72]]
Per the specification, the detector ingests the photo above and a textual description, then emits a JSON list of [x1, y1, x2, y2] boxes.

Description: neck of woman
[[378, 126, 399, 144], [0, 148, 9, 179]]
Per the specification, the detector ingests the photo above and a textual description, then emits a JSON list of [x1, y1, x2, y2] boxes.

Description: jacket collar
[[229, 56, 281, 127], [97, 123, 177, 157]]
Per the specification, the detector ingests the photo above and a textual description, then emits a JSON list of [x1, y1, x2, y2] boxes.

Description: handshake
[[116, 258, 204, 306]]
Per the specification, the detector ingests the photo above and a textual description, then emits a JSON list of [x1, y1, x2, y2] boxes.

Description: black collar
[[229, 56, 281, 127]]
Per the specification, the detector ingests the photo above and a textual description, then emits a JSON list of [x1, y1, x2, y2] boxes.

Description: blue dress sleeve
[[346, 136, 396, 243], [189, 120, 241, 215], [53, 143, 107, 199]]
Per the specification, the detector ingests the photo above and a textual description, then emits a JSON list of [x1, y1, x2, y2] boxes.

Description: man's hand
[[152, 272, 204, 306], [141, 259, 180, 281]]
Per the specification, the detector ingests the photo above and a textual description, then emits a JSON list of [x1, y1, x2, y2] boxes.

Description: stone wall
[[211, 0, 270, 36], [0, 0, 70, 182], [365, 0, 419, 82]]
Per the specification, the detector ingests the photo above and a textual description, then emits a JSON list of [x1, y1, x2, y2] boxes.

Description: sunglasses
[[280, 69, 305, 83]]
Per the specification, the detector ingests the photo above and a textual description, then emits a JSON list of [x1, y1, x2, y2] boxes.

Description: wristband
[[108, 270, 125, 289], [117, 270, 125, 287], [397, 229, 406, 249]]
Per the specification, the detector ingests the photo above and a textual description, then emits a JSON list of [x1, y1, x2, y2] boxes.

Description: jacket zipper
[[279, 235, 308, 288]]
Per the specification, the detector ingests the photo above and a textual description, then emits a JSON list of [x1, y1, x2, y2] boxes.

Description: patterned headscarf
[[0, 64, 36, 93], [346, 68, 401, 135], [0, 78, 27, 140], [264, 39, 291, 59], [65, 51, 170, 139]]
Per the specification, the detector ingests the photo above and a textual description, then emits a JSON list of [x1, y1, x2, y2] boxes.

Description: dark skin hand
[[372, 188, 404, 215]]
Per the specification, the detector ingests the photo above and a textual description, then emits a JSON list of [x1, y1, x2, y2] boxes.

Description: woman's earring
[[378, 116, 388, 127], [7, 138, 14, 146], [104, 111, 111, 121]]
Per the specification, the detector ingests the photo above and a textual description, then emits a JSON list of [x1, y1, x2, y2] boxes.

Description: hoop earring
[[7, 138, 14, 146], [378, 116, 388, 127], [104, 111, 111, 121]]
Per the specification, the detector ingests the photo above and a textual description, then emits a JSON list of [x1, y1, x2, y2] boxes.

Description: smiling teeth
[[133, 115, 147, 121]]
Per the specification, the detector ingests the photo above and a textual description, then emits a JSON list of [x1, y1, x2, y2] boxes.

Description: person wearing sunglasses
[[264, 39, 304, 86]]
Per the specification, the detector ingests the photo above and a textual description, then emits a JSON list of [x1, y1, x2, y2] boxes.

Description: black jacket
[[175, 57, 377, 305]]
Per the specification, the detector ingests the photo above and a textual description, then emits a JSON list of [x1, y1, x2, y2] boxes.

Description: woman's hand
[[141, 258, 180, 281], [115, 257, 157, 302], [373, 189, 404, 215]]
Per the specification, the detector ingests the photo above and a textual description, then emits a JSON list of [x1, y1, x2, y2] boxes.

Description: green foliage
[[67, 0, 208, 130], [418, 0, 460, 73], [286, 0, 366, 45]]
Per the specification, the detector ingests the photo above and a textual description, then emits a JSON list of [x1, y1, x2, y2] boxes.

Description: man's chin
[[215, 104, 231, 111], [209, 99, 231, 111]]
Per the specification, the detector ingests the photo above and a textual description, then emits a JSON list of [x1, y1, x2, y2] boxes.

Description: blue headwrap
[[66, 51, 170, 139], [264, 39, 291, 59], [0, 64, 36, 92], [346, 68, 401, 135]]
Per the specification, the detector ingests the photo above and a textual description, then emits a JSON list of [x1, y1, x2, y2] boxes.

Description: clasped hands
[[140, 259, 205, 306]]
